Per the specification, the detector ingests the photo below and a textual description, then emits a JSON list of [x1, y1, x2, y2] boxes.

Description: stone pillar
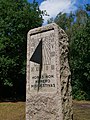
[[26, 23, 73, 120]]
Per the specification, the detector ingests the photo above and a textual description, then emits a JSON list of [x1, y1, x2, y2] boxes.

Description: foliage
[[54, 5, 90, 100], [47, 17, 54, 24], [0, 0, 43, 99]]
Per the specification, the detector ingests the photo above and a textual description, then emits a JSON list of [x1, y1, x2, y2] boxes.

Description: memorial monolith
[[26, 23, 73, 120]]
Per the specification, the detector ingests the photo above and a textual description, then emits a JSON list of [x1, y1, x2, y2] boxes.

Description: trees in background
[[0, 0, 43, 100], [0, 0, 90, 100], [54, 5, 90, 100]]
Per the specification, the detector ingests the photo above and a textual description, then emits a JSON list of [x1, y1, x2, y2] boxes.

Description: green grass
[[0, 101, 90, 120]]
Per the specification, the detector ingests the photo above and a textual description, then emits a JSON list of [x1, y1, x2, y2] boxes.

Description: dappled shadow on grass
[[0, 97, 26, 102]]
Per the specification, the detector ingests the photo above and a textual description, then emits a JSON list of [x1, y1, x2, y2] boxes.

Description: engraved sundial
[[30, 39, 42, 91], [29, 30, 57, 92]]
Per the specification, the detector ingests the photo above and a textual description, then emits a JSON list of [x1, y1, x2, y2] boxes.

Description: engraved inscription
[[30, 30, 57, 92], [50, 52, 55, 57], [51, 65, 54, 70], [46, 65, 48, 70], [31, 67, 34, 72]]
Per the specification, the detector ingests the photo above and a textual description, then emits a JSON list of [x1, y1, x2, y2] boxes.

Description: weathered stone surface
[[26, 23, 73, 120]]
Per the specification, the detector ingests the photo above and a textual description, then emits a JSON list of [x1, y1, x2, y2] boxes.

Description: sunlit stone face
[[29, 30, 57, 92]]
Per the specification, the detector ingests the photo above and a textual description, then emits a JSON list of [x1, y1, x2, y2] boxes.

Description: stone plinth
[[26, 23, 73, 120]]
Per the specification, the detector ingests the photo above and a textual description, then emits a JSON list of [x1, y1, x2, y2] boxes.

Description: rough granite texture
[[26, 23, 73, 120]]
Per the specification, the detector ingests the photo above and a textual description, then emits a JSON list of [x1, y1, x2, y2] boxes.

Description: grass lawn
[[73, 100, 90, 120], [0, 102, 25, 120], [0, 101, 90, 120]]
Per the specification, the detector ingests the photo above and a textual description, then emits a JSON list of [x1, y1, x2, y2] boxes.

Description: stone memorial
[[26, 23, 73, 120]]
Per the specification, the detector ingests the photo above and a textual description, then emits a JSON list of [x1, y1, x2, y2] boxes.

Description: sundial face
[[29, 30, 57, 92]]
